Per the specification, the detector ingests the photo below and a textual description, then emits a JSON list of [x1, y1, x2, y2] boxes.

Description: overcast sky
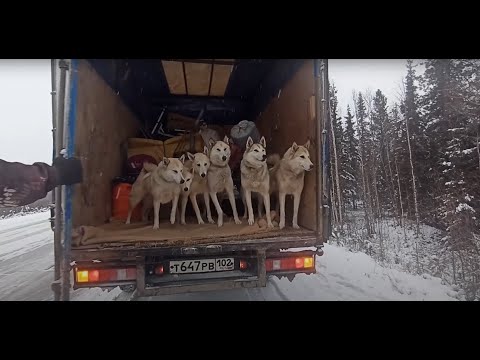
[[329, 59, 412, 118], [0, 59, 52, 165], [0, 59, 412, 165]]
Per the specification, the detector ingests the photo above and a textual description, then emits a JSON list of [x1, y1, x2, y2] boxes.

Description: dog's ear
[[208, 138, 216, 149], [189, 166, 195, 174], [223, 135, 230, 145], [260, 136, 266, 149], [143, 162, 157, 173], [246, 136, 254, 150], [304, 139, 311, 150], [187, 152, 195, 161], [292, 142, 299, 152], [203, 146, 209, 155], [179, 154, 186, 164], [162, 157, 170, 166]]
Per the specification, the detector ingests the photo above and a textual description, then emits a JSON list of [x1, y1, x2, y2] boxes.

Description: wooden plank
[[71, 226, 315, 251], [184, 62, 212, 96], [256, 61, 317, 231], [70, 234, 318, 262], [210, 64, 233, 96], [173, 59, 235, 65], [161, 60, 187, 95], [71, 220, 312, 247], [73, 60, 141, 228]]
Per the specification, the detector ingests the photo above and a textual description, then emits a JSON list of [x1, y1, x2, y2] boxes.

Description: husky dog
[[176, 165, 194, 221], [126, 155, 185, 229], [178, 147, 214, 225], [240, 136, 273, 227], [207, 136, 242, 227], [269, 140, 313, 229]]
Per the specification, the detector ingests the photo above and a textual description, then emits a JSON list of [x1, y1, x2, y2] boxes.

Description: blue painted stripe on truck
[[66, 59, 78, 158], [64, 59, 79, 275]]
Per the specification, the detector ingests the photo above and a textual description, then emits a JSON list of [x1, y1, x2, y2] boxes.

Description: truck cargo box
[[51, 59, 331, 300]]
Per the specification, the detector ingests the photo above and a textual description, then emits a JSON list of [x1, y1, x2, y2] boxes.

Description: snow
[[0, 210, 123, 301], [456, 203, 475, 213], [335, 210, 474, 299], [274, 243, 459, 301], [0, 210, 53, 262], [0, 210, 462, 301], [462, 147, 476, 155]]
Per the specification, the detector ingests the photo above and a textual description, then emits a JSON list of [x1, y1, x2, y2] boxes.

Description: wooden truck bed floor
[[72, 217, 315, 250]]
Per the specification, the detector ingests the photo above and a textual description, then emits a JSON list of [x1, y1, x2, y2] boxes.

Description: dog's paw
[[217, 221, 223, 228], [170, 218, 176, 225], [208, 217, 215, 224], [180, 220, 186, 225], [267, 221, 274, 228], [235, 218, 242, 225], [279, 221, 285, 230], [198, 219, 205, 225], [248, 217, 255, 226], [125, 220, 131, 225], [152, 224, 160, 230], [293, 223, 300, 230]]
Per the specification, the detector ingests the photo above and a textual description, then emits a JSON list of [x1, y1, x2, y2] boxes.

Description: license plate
[[169, 258, 235, 274]]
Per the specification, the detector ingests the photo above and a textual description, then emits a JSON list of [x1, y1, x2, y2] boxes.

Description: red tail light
[[154, 265, 164, 275], [265, 256, 315, 272], [75, 267, 137, 283], [89, 270, 100, 282], [240, 260, 248, 270]]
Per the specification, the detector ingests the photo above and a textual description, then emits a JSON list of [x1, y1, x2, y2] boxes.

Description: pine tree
[[329, 83, 344, 228], [421, 59, 480, 257], [355, 92, 374, 234], [400, 60, 424, 234], [342, 105, 359, 210], [389, 104, 406, 226], [370, 89, 391, 216]]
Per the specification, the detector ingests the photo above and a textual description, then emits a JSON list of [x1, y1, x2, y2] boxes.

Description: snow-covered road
[[0, 211, 461, 301]]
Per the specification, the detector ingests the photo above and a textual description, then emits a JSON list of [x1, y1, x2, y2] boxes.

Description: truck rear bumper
[[70, 235, 322, 299], [137, 277, 264, 297]]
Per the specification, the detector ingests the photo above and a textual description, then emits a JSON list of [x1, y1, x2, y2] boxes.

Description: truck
[[50, 58, 332, 301]]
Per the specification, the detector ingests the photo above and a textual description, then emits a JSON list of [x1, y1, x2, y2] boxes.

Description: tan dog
[[269, 140, 313, 229], [126, 155, 185, 229], [179, 147, 214, 225], [207, 136, 242, 227], [240, 136, 273, 227]]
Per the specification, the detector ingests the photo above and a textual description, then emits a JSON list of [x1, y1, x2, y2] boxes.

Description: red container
[[112, 183, 142, 222]]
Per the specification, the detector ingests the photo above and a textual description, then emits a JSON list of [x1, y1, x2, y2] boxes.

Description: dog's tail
[[266, 153, 281, 167]]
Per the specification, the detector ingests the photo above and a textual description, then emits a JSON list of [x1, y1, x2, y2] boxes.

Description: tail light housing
[[75, 267, 137, 284], [265, 256, 315, 272]]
